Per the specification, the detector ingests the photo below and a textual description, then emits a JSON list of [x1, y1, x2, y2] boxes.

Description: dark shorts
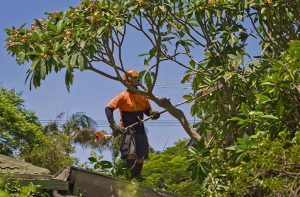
[[120, 131, 149, 160]]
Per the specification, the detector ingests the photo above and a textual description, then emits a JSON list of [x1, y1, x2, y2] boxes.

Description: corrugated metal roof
[[0, 154, 51, 179]]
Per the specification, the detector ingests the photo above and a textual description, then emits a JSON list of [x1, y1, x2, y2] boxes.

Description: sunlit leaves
[[16, 51, 25, 64], [5, 0, 131, 90]]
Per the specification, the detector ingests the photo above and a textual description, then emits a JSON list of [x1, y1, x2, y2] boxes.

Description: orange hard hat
[[123, 69, 139, 83]]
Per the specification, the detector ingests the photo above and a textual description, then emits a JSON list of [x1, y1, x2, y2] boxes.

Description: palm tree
[[43, 112, 110, 151], [43, 112, 156, 162]]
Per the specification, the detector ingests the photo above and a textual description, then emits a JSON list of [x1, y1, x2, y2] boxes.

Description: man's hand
[[150, 110, 160, 120], [110, 123, 125, 136]]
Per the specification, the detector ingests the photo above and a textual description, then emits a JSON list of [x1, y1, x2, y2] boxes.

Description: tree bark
[[149, 95, 202, 142]]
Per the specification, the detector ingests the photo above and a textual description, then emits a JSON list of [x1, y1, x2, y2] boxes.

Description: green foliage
[[185, 132, 300, 196], [0, 87, 75, 173], [185, 41, 300, 195], [81, 151, 131, 180], [0, 178, 50, 197], [4, 0, 300, 195], [227, 132, 300, 195], [142, 140, 199, 196], [23, 132, 75, 173], [5, 0, 131, 90], [0, 87, 43, 156], [7, 1, 299, 90]]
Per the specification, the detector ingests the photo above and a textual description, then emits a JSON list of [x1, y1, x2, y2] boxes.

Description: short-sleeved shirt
[[107, 90, 151, 134]]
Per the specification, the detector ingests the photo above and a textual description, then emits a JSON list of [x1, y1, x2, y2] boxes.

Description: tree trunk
[[150, 95, 201, 142]]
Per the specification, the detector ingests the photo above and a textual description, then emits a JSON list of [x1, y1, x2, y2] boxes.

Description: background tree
[[0, 87, 75, 173], [43, 111, 109, 149], [142, 140, 199, 196]]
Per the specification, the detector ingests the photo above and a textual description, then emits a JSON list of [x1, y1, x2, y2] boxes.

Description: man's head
[[123, 69, 139, 87]]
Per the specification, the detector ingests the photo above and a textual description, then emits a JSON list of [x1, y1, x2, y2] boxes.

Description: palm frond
[[73, 128, 111, 150], [67, 112, 97, 129], [43, 122, 60, 133], [43, 111, 65, 133]]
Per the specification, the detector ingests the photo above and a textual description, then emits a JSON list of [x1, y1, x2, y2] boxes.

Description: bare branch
[[87, 63, 118, 81]]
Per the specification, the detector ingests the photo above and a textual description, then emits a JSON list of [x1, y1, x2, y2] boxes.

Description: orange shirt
[[107, 90, 151, 127]]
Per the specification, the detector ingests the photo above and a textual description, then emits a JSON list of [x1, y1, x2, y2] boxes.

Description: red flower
[[31, 22, 37, 30]]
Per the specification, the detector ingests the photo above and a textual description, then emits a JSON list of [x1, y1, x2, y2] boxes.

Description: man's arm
[[105, 106, 115, 125], [105, 106, 124, 135]]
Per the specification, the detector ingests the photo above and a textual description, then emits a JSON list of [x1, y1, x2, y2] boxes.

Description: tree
[[0, 87, 45, 156], [0, 87, 75, 173], [43, 111, 108, 149], [5, 0, 299, 144], [142, 140, 200, 196], [185, 41, 300, 195], [7, 0, 299, 141]]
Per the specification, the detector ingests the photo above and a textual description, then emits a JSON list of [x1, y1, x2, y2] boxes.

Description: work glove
[[110, 123, 125, 136], [150, 110, 160, 120]]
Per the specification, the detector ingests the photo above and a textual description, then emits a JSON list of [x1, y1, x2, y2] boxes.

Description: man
[[105, 69, 160, 178]]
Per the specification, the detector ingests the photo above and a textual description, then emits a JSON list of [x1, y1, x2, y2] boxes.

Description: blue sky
[[0, 0, 195, 163]]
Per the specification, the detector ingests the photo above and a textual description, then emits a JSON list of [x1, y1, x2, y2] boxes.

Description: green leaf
[[144, 72, 152, 89], [57, 19, 64, 32], [267, 58, 283, 71], [236, 152, 247, 163], [255, 94, 271, 103], [94, 163, 100, 169], [30, 59, 40, 71], [88, 157, 97, 163], [241, 102, 249, 115], [188, 147, 197, 155], [138, 53, 149, 57], [70, 54, 78, 67], [261, 82, 275, 86], [97, 26, 106, 35], [11, 42, 23, 46], [227, 54, 239, 61], [149, 47, 156, 59], [195, 10, 201, 23], [181, 74, 191, 83], [189, 60, 196, 69], [80, 40, 86, 49], [225, 146, 237, 151], [78, 55, 85, 71], [17, 52, 25, 64], [100, 160, 113, 169], [191, 103, 200, 116], [276, 100, 285, 117], [137, 70, 146, 80], [261, 115, 278, 120], [288, 40, 300, 47], [33, 73, 41, 88], [159, 5, 166, 12], [230, 117, 244, 121], [183, 94, 193, 101], [229, 117, 247, 125], [65, 69, 74, 91], [40, 60, 46, 80]]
